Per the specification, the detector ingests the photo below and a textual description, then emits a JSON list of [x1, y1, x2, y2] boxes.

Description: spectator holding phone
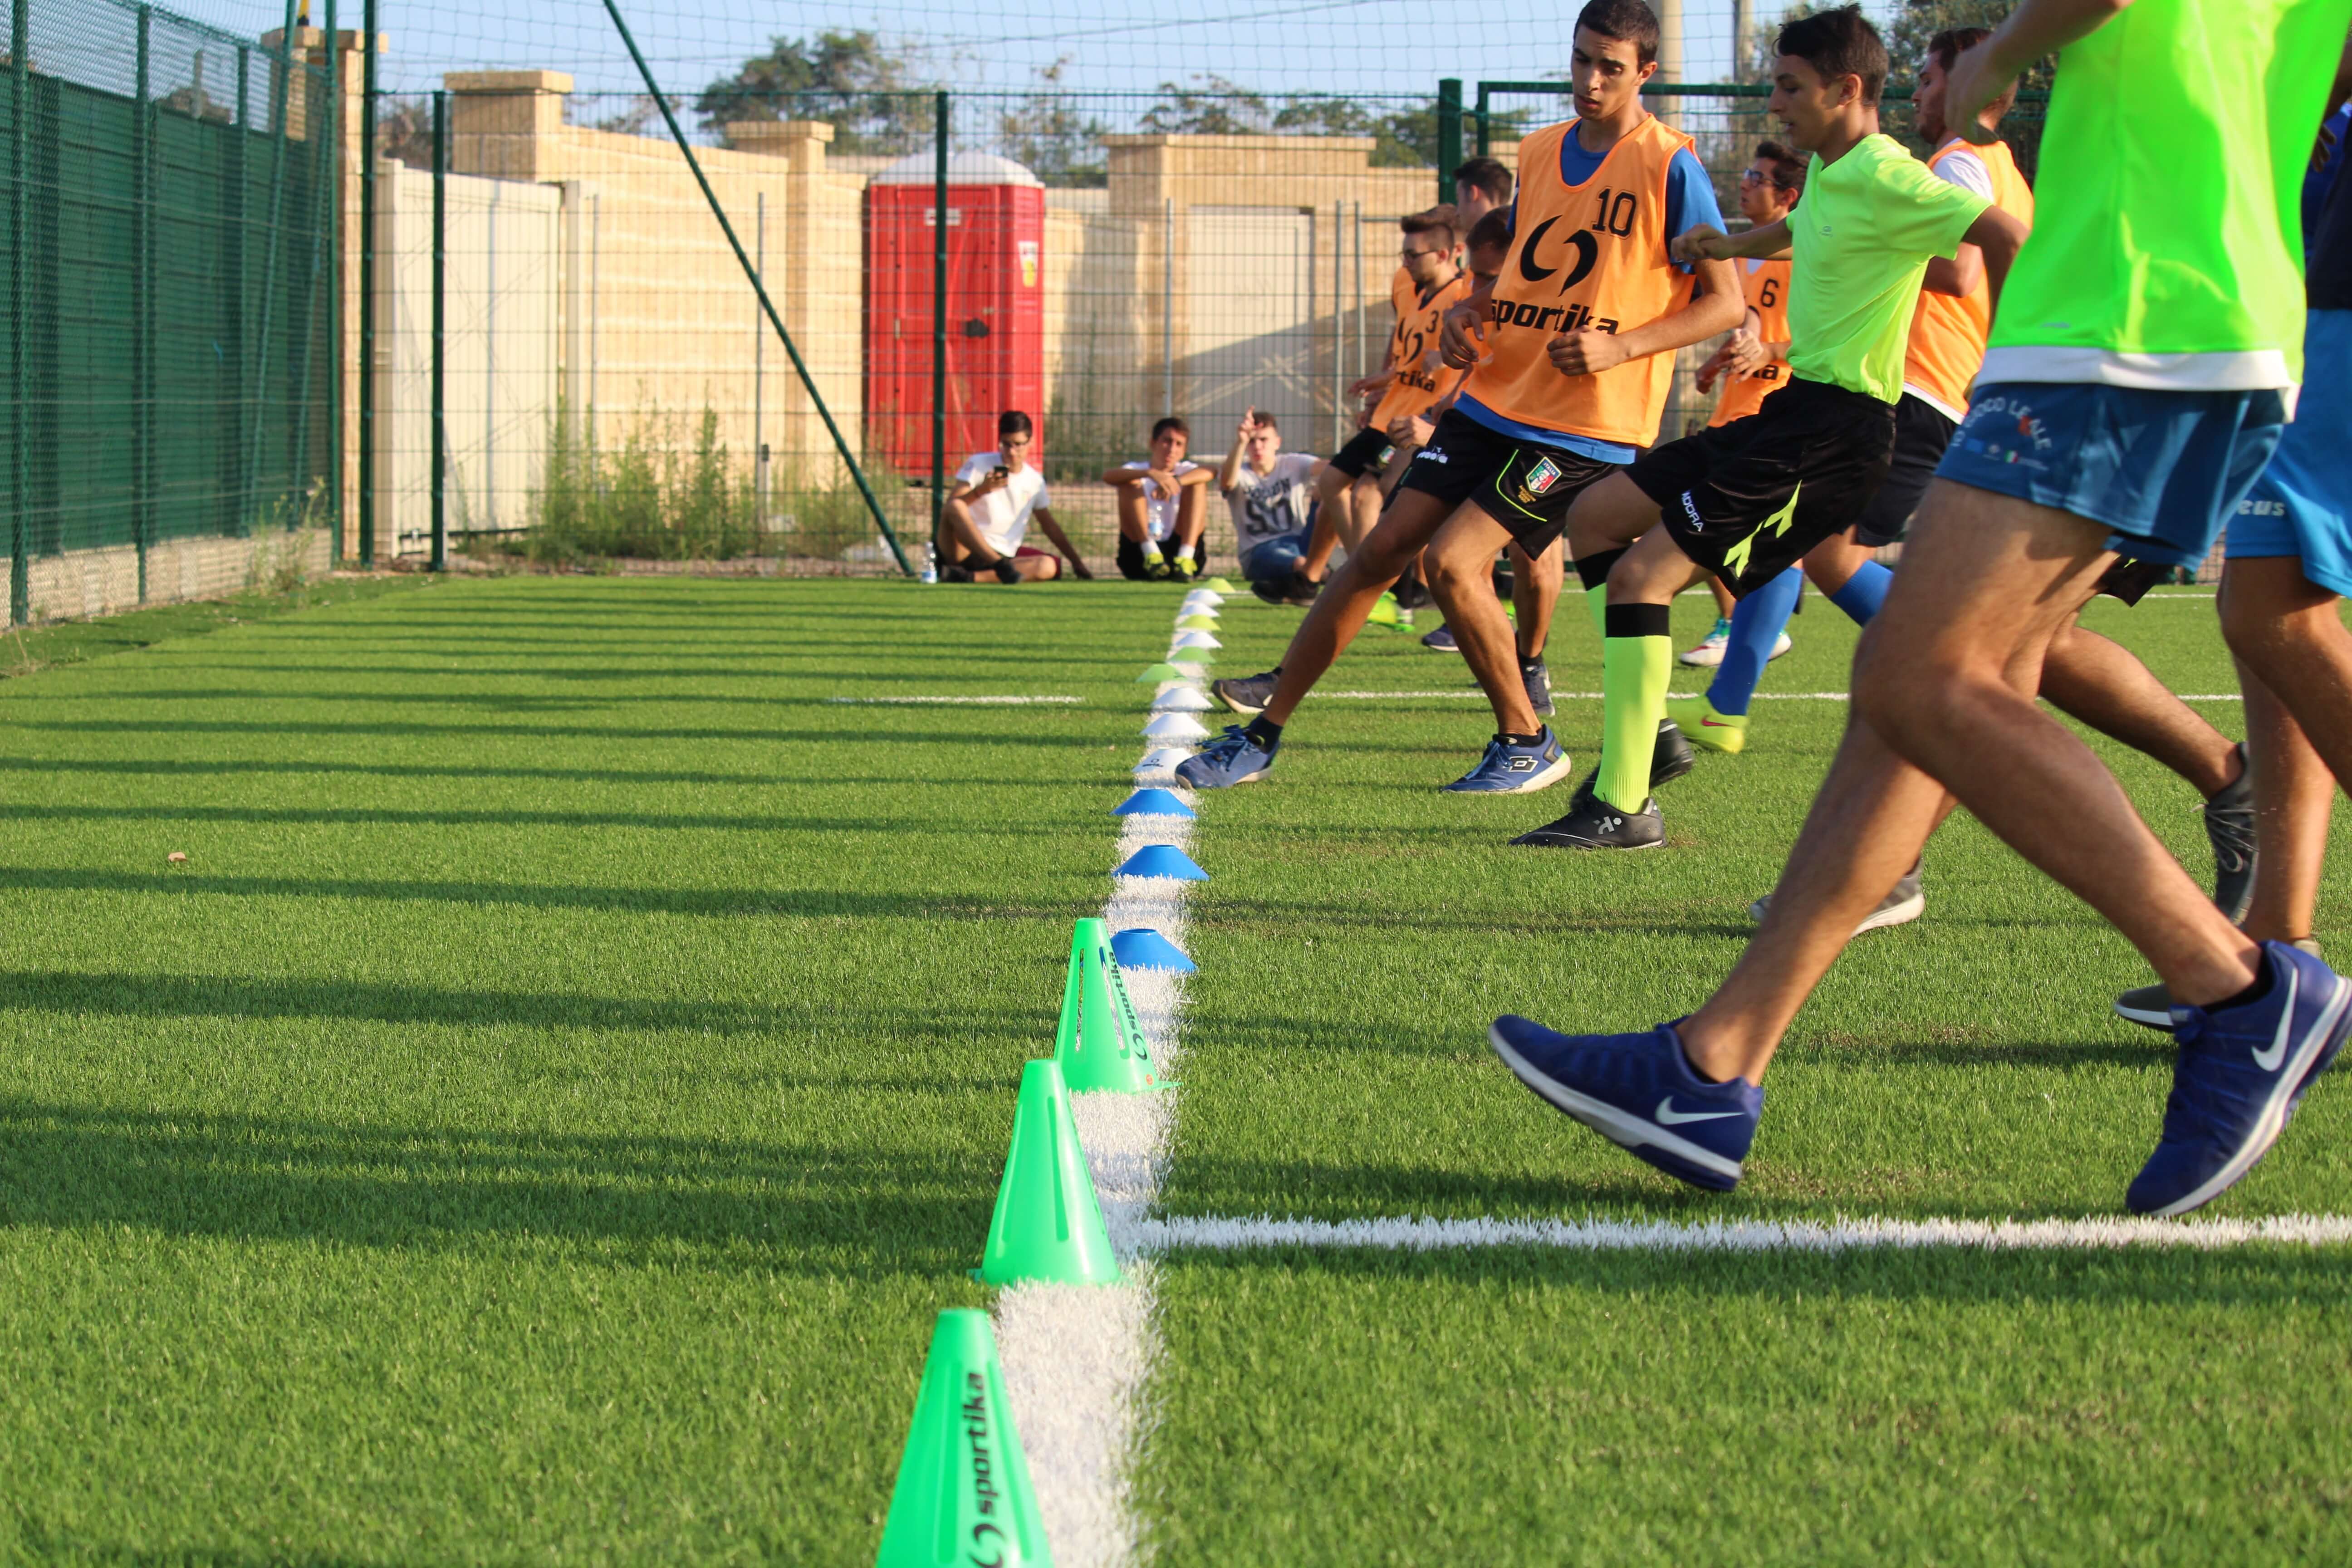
[[938, 410, 1093, 583]]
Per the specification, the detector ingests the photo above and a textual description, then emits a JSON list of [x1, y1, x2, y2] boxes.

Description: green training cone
[[873, 1308, 1053, 1568], [1174, 613, 1219, 631], [976, 1058, 1123, 1286], [1053, 917, 1164, 1093], [1134, 662, 1186, 683], [1200, 576, 1233, 592]]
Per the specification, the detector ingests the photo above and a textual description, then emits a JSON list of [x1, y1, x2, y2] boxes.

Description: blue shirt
[[1469, 126, 1725, 459]]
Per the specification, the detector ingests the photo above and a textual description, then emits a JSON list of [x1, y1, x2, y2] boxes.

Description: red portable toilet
[[865, 151, 1046, 480]]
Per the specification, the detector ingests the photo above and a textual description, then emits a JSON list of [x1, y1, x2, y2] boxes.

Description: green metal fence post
[[429, 87, 445, 572], [244, 0, 296, 534], [356, 0, 373, 564], [930, 88, 947, 566], [1475, 82, 1490, 158], [227, 45, 248, 544], [133, 5, 153, 601], [597, 0, 911, 574], [7, 0, 26, 624], [321, 0, 338, 558], [1435, 78, 1460, 206], [286, 10, 336, 553]]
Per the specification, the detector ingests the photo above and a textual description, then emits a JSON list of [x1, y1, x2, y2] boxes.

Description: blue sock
[[1706, 567, 1803, 718], [1828, 559, 1893, 625]]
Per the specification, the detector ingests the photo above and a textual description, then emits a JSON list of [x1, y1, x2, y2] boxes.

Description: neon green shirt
[[1984, 0, 2352, 390], [1785, 134, 1988, 403]]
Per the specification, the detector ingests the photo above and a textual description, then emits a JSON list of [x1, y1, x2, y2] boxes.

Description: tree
[[696, 30, 935, 154], [996, 59, 1110, 187], [1138, 74, 1271, 137]]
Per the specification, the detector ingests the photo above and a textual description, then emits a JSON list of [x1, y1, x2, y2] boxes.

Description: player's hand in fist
[[1671, 223, 1729, 265], [1548, 329, 1631, 377], [1438, 303, 1487, 369]]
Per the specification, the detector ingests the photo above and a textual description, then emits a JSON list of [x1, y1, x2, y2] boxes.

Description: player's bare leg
[[1800, 529, 1877, 596], [2221, 556, 2352, 935], [1679, 483, 2260, 1085], [2038, 621, 2242, 795], [1511, 539, 1564, 661], [1259, 489, 1454, 726], [1428, 505, 1541, 735], [2237, 662, 2335, 942], [1303, 464, 1355, 582]]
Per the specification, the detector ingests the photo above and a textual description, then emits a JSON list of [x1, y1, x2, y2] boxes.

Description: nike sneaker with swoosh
[[1678, 617, 1733, 667], [1665, 695, 1748, 755], [2115, 937, 2323, 1031], [1488, 1016, 1763, 1191], [2203, 744, 2257, 925], [2126, 940, 2352, 1218]]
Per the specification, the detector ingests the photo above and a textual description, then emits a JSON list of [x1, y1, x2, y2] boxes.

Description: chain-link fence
[[2, 0, 338, 623]]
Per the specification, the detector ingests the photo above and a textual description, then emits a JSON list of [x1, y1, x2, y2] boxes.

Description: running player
[[1676, 27, 2258, 931], [1298, 208, 1470, 602], [2117, 55, 2352, 1025], [1508, 5, 2026, 848], [1490, 0, 2352, 1220], [1681, 140, 1806, 671], [1178, 0, 1744, 792]]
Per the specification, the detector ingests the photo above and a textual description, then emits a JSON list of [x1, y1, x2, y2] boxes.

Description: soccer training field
[[3, 574, 2349, 1564]]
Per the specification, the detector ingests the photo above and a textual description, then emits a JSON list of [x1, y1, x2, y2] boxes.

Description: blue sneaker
[[1488, 1016, 1762, 1191], [2127, 940, 2352, 1217], [1421, 625, 1460, 652], [1174, 724, 1276, 789], [1441, 728, 1574, 794]]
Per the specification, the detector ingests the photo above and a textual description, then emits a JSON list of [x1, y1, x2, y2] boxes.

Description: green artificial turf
[[6, 574, 2348, 1563], [0, 577, 1179, 1564]]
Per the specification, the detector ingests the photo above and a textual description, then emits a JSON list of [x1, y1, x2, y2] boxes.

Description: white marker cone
[[1142, 711, 1212, 741], [1150, 686, 1212, 713], [1134, 745, 1194, 777], [1182, 591, 1226, 611], [1170, 631, 1222, 652]]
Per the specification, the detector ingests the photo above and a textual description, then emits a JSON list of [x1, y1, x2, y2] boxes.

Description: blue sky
[[152, 0, 1899, 102]]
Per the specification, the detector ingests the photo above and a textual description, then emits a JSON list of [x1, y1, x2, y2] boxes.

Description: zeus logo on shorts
[[1680, 491, 1705, 532], [2240, 498, 2289, 517]]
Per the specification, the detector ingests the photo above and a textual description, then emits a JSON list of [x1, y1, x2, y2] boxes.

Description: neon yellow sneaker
[[1665, 695, 1747, 755], [1366, 591, 1402, 628], [1171, 553, 1199, 580]]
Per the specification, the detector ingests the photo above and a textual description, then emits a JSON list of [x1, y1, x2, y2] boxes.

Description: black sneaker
[[1652, 718, 1695, 789], [1281, 571, 1323, 607], [1509, 790, 1664, 849], [2115, 936, 2325, 1031], [1393, 572, 1432, 612], [1212, 669, 1280, 717], [2204, 743, 2256, 925], [1749, 860, 1926, 934], [1520, 658, 1554, 717], [1249, 577, 1286, 605]]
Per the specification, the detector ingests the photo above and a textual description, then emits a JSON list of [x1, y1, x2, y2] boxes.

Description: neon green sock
[[1585, 582, 1609, 641], [1598, 611, 1673, 812]]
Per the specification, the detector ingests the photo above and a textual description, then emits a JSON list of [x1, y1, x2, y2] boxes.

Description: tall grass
[[526, 404, 763, 564]]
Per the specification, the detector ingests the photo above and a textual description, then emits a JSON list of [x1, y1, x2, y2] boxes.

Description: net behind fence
[[4, 0, 339, 622]]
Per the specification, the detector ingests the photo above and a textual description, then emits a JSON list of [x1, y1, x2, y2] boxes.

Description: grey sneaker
[[2115, 936, 2323, 1031], [2204, 743, 2257, 925], [1174, 724, 1277, 789], [1520, 657, 1554, 717], [1211, 669, 1279, 718], [1509, 790, 1665, 850], [1748, 860, 1926, 935]]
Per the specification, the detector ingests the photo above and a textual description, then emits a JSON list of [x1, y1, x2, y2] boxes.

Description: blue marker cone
[[1112, 927, 1196, 974], [1114, 788, 1196, 819], [1114, 843, 1208, 881]]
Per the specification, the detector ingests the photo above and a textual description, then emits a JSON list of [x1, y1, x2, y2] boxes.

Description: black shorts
[[1629, 377, 1896, 598], [1329, 425, 1395, 480], [1853, 393, 1959, 548], [1396, 407, 1619, 553]]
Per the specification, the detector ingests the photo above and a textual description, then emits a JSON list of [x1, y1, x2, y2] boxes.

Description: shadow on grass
[[0, 1096, 996, 1278], [1152, 1231, 2352, 1307], [0, 867, 1070, 921]]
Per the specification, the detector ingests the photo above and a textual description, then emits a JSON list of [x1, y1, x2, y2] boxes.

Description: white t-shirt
[[1117, 460, 1202, 542], [1225, 451, 1318, 550], [953, 451, 1050, 555]]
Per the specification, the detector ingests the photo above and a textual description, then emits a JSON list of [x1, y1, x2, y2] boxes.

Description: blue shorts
[[2225, 311, 2352, 598], [1239, 530, 1310, 582], [1935, 381, 2288, 569]]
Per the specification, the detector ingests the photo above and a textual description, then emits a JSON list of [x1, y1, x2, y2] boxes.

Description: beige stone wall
[[2, 532, 334, 625]]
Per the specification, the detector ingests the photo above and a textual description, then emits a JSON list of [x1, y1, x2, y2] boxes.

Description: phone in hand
[[990, 465, 1009, 481]]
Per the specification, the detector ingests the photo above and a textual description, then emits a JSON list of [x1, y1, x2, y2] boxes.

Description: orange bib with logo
[[1372, 271, 1474, 428], [1461, 116, 1699, 446], [1708, 257, 1794, 428]]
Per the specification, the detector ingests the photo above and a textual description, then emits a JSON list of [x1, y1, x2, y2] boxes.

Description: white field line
[[1318, 690, 2247, 702], [991, 749, 1194, 1566], [1128, 1211, 2352, 1254], [827, 694, 1082, 705]]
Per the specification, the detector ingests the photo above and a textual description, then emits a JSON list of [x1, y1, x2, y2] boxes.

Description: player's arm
[[1437, 273, 1498, 368], [1348, 368, 1395, 400], [1099, 465, 1147, 487], [1548, 254, 1744, 376], [1674, 220, 1791, 264], [1957, 204, 2029, 313], [1030, 505, 1093, 580], [1947, 0, 2133, 145], [1174, 465, 1214, 488], [1217, 414, 1252, 493]]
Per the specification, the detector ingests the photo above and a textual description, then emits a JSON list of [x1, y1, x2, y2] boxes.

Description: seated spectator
[[1100, 416, 1213, 580], [937, 411, 1093, 583], [1216, 408, 1322, 602]]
